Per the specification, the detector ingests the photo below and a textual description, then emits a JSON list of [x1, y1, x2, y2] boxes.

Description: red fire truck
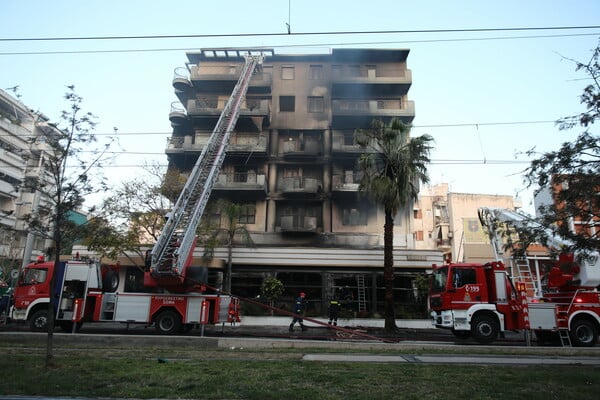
[[11, 256, 236, 334], [10, 51, 262, 334], [429, 207, 600, 346]]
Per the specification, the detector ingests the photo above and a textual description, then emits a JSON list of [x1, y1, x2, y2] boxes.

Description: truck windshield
[[431, 267, 448, 293], [22, 268, 48, 285]]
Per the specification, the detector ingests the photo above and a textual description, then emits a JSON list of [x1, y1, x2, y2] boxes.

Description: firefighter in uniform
[[289, 292, 307, 332], [328, 298, 340, 327]]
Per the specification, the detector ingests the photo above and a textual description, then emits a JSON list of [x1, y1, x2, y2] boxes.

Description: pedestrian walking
[[289, 292, 307, 332]]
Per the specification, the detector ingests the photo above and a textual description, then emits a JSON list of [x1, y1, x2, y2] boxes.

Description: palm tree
[[356, 118, 434, 332], [203, 199, 255, 293]]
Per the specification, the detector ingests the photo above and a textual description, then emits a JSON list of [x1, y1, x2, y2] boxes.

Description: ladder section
[[558, 328, 572, 347], [356, 275, 367, 314], [151, 55, 262, 277], [512, 258, 538, 299]]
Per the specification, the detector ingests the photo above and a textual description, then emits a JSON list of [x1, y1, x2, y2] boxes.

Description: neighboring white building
[[0, 89, 54, 272]]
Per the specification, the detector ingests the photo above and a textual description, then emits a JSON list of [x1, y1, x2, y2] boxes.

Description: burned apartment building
[[166, 48, 442, 316]]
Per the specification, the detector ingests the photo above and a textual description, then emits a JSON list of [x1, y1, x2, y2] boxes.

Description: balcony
[[0, 179, 16, 197], [331, 172, 362, 199], [332, 172, 361, 191], [189, 65, 272, 93], [282, 139, 322, 159], [169, 101, 190, 130], [172, 67, 193, 103], [186, 98, 270, 119], [280, 215, 320, 233], [213, 172, 267, 196], [332, 99, 414, 118], [227, 133, 268, 155], [332, 69, 412, 97], [165, 134, 267, 157], [279, 177, 322, 196], [434, 223, 452, 250], [331, 133, 379, 155], [331, 99, 415, 128]]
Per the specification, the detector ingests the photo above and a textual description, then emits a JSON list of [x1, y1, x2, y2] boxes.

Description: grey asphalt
[[302, 353, 600, 365]]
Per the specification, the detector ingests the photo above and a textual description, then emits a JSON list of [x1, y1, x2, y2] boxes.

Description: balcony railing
[[189, 65, 272, 87], [172, 67, 192, 90], [227, 134, 268, 153], [280, 215, 320, 232], [331, 134, 380, 154], [169, 101, 188, 124], [186, 98, 269, 116], [332, 100, 415, 118], [213, 172, 267, 192], [279, 177, 321, 194], [331, 69, 412, 85], [166, 134, 267, 154], [332, 173, 362, 191], [282, 140, 322, 157]]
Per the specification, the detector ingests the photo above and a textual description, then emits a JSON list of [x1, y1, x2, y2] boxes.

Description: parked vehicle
[[11, 256, 236, 334], [430, 207, 600, 346]]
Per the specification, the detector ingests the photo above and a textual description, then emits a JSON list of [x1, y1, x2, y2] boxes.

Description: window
[[281, 65, 295, 80], [308, 97, 324, 113], [367, 65, 376, 78], [309, 65, 322, 80], [343, 131, 354, 146], [23, 268, 48, 285], [238, 204, 256, 224], [453, 269, 477, 288], [414, 209, 422, 219], [415, 230, 424, 241], [280, 96, 295, 112], [377, 100, 385, 110], [342, 206, 368, 226], [348, 65, 361, 77]]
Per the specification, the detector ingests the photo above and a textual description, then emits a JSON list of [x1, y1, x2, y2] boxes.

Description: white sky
[[1, 0, 599, 215]]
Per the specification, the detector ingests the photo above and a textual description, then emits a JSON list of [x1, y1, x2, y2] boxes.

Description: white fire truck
[[430, 207, 600, 346], [11, 51, 263, 334]]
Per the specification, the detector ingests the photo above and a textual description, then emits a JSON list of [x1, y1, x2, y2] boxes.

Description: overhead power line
[[0, 118, 559, 139], [0, 119, 561, 140], [1, 25, 599, 42], [2, 32, 599, 57]]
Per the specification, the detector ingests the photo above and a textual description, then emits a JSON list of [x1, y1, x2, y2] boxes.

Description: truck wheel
[[29, 309, 49, 332], [471, 315, 499, 344], [154, 310, 181, 335], [570, 319, 599, 347], [102, 270, 119, 293]]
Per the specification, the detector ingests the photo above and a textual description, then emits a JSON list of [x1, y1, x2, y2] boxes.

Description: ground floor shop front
[[206, 246, 443, 319]]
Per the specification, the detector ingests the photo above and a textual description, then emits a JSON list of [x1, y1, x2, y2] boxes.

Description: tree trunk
[[46, 245, 59, 368], [383, 209, 397, 332], [226, 235, 233, 293]]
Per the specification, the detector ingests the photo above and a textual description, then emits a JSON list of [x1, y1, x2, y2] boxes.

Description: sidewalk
[[238, 316, 432, 329]]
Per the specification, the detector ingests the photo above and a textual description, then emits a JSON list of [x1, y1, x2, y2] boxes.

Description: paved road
[[0, 318, 528, 346], [302, 353, 600, 365]]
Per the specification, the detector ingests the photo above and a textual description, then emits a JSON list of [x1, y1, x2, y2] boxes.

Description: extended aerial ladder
[[477, 206, 600, 296], [478, 207, 554, 298], [150, 54, 264, 281]]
